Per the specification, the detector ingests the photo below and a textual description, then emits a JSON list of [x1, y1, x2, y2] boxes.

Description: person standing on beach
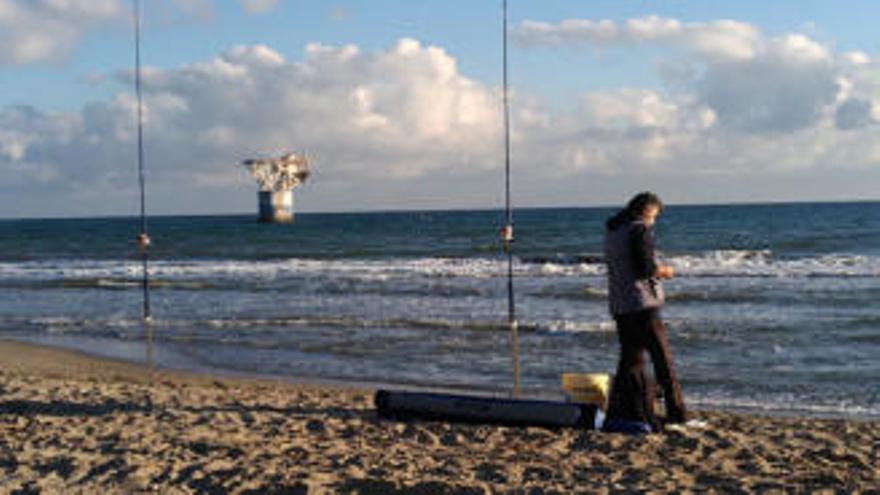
[[603, 192, 687, 432]]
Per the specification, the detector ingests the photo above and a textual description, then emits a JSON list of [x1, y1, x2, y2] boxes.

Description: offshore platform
[[242, 153, 311, 223]]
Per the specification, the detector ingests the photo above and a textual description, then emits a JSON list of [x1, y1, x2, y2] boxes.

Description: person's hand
[[657, 264, 675, 279]]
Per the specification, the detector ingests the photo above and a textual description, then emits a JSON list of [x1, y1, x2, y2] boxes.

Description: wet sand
[[0, 340, 877, 493]]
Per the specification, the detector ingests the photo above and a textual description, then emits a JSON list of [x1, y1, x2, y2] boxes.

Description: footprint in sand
[[305, 419, 326, 434], [474, 462, 507, 484], [521, 464, 555, 483]]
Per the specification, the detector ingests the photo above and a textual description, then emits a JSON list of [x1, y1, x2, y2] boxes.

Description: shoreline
[[7, 335, 879, 423], [3, 336, 520, 399], [0, 339, 877, 492]]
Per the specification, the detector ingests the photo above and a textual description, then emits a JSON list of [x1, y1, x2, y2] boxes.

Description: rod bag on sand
[[374, 390, 598, 429]]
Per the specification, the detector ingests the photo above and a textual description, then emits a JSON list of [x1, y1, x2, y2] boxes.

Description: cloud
[[692, 37, 838, 133], [836, 99, 875, 130], [240, 0, 279, 15], [513, 15, 761, 61], [0, 0, 125, 66], [0, 0, 216, 68], [125, 38, 501, 175], [515, 16, 859, 134]]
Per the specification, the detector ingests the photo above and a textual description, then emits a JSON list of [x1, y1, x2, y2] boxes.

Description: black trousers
[[606, 308, 687, 428]]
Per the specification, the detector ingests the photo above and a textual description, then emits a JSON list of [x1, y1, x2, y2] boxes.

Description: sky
[[1, 1, 880, 218]]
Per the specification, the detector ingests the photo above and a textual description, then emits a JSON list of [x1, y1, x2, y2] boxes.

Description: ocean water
[[1, 202, 878, 419]]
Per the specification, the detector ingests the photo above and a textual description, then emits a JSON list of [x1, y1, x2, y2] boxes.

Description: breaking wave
[[12, 314, 616, 336], [668, 250, 880, 278], [691, 392, 880, 420], [0, 251, 877, 287]]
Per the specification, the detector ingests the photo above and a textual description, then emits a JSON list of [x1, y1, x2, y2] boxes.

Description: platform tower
[[242, 153, 311, 223]]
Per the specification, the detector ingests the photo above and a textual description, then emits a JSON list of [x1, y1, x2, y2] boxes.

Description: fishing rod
[[132, 0, 156, 396], [133, 0, 151, 322], [501, 0, 520, 398]]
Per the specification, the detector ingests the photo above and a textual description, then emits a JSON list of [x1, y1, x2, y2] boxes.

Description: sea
[[1, 202, 878, 419]]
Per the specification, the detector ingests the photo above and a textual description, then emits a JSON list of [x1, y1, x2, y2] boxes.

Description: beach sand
[[0, 340, 876, 493]]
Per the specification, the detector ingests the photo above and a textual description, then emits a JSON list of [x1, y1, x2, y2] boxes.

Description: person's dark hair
[[606, 192, 664, 230]]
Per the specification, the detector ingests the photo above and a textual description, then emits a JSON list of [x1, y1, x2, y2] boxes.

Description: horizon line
[[1, 197, 878, 222]]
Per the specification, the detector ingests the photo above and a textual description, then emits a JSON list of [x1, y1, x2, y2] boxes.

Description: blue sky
[[1, 1, 880, 217]]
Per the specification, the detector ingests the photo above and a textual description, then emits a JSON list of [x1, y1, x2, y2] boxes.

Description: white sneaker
[[665, 419, 709, 432]]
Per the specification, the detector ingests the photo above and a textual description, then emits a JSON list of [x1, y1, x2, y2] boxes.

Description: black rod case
[[375, 390, 598, 429]]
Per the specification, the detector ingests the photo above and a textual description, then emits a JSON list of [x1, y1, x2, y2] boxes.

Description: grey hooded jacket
[[604, 219, 665, 316]]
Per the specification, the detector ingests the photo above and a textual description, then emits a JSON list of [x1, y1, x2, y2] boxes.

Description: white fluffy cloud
[[126, 39, 501, 179]]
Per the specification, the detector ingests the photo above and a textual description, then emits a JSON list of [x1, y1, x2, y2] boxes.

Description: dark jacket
[[604, 219, 665, 316]]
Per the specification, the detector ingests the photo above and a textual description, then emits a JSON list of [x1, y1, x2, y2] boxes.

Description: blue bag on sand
[[601, 417, 652, 435]]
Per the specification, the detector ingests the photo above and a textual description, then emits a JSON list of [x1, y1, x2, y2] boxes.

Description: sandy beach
[[0, 340, 876, 493]]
